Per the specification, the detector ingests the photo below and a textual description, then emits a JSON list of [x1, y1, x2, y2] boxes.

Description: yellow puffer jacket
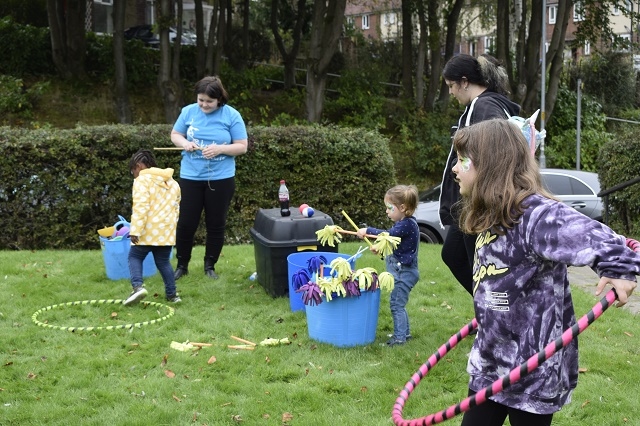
[[130, 167, 181, 246]]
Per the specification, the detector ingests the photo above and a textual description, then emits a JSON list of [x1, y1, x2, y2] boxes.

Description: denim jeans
[[386, 254, 419, 341], [128, 245, 177, 298]]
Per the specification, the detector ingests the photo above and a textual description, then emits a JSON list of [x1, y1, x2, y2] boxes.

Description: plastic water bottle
[[279, 180, 291, 217], [249, 272, 257, 281]]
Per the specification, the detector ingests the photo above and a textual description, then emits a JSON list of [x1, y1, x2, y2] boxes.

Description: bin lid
[[251, 207, 334, 243]]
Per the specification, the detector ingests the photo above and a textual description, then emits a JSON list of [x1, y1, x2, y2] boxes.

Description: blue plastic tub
[[99, 236, 158, 281], [305, 289, 381, 347], [287, 252, 356, 313]]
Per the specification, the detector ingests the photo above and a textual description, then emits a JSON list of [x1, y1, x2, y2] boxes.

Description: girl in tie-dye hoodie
[[451, 119, 639, 426]]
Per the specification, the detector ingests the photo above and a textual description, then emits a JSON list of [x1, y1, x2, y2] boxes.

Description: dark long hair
[[442, 54, 510, 95]]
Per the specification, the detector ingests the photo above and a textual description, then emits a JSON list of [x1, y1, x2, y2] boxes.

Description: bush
[[545, 85, 610, 172], [0, 75, 49, 122], [598, 127, 640, 237], [386, 107, 455, 185], [0, 124, 396, 250], [0, 16, 52, 77]]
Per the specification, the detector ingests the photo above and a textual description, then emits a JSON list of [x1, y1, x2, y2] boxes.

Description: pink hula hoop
[[392, 238, 640, 426]]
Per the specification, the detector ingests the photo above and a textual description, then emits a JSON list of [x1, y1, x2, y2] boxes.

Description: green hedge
[[598, 127, 640, 237], [0, 124, 396, 250]]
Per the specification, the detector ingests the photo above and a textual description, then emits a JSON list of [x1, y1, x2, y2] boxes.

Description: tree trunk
[[437, 0, 464, 108], [271, 0, 307, 90], [157, 0, 183, 124], [305, 0, 347, 122], [514, 0, 527, 102], [205, 0, 220, 75], [46, 0, 86, 80], [213, 0, 227, 75], [195, 0, 206, 77], [496, 0, 511, 87], [415, 0, 427, 108], [520, 0, 542, 114], [242, 0, 250, 68], [424, 0, 440, 111], [401, 0, 414, 99], [544, 0, 573, 121], [112, 0, 132, 124]]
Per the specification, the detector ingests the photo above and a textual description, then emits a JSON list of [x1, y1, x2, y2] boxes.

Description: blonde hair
[[453, 119, 554, 235], [386, 185, 419, 216]]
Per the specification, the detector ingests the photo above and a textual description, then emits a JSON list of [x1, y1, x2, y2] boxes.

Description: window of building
[[469, 40, 477, 57], [584, 41, 591, 55], [383, 13, 396, 25], [574, 2, 585, 22], [94, 0, 113, 4], [484, 36, 495, 53], [346, 17, 354, 27], [549, 5, 557, 24], [362, 14, 370, 30], [612, 5, 620, 15]]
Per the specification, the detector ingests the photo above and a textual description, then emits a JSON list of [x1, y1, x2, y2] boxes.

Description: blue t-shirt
[[172, 103, 248, 181]]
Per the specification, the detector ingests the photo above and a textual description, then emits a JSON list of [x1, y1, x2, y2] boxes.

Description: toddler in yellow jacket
[[124, 149, 181, 305]]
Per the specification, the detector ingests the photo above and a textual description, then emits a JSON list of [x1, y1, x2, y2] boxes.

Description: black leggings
[[441, 223, 476, 296], [460, 389, 553, 426], [175, 177, 235, 267]]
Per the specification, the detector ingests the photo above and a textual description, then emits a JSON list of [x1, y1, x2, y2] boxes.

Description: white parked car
[[415, 168, 604, 244]]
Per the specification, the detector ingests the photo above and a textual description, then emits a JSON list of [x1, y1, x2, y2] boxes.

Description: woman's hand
[[596, 276, 637, 307], [201, 144, 220, 159]]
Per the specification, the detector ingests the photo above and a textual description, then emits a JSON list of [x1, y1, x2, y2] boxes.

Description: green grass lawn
[[1, 242, 639, 425]]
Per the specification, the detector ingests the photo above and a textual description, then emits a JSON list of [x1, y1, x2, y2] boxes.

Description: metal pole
[[576, 78, 581, 170], [540, 0, 547, 168]]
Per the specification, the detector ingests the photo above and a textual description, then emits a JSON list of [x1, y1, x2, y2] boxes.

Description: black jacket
[[438, 91, 521, 226]]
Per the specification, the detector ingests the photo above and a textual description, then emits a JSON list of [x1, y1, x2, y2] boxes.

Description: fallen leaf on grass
[[111, 312, 118, 318], [172, 394, 181, 402], [282, 412, 293, 422], [27, 372, 37, 379], [262, 413, 270, 419], [360, 386, 368, 392], [208, 356, 217, 364], [164, 370, 175, 378], [624, 331, 633, 337], [578, 367, 588, 373], [161, 354, 168, 367], [232, 414, 243, 422], [221, 402, 232, 407], [581, 400, 590, 408], [4, 361, 13, 366]]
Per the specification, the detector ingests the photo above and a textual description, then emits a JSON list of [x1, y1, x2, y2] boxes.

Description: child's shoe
[[386, 336, 406, 346], [123, 286, 148, 306], [167, 295, 182, 303]]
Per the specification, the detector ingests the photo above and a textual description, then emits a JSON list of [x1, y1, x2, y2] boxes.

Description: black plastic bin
[[250, 207, 338, 297]]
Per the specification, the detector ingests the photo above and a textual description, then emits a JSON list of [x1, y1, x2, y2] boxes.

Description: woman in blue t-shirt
[[170, 76, 248, 280]]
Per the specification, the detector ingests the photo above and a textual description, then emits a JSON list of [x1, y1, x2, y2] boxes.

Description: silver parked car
[[415, 168, 604, 244]]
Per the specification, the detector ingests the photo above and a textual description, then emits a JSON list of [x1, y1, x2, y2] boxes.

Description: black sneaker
[[123, 286, 148, 306], [167, 295, 182, 303], [386, 336, 406, 346]]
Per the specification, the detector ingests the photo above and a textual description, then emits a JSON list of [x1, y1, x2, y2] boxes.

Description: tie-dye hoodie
[[469, 194, 640, 414]]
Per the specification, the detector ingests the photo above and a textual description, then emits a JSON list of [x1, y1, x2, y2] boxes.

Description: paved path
[[568, 266, 640, 315]]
